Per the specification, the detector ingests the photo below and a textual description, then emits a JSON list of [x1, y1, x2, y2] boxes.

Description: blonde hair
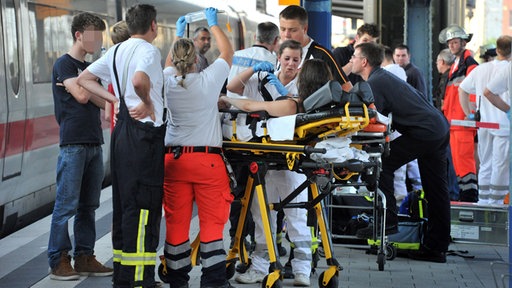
[[172, 38, 196, 87], [110, 21, 130, 44]]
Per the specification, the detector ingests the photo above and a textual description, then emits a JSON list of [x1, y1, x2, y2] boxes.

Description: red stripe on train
[[0, 114, 110, 158]]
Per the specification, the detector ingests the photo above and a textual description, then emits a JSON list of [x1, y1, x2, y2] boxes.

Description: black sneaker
[[409, 246, 447, 263], [355, 224, 398, 239], [235, 262, 251, 273]]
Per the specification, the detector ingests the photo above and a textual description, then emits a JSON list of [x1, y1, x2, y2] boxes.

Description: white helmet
[[439, 25, 473, 44]]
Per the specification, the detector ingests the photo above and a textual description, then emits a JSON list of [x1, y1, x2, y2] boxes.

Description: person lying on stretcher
[[220, 59, 333, 116]]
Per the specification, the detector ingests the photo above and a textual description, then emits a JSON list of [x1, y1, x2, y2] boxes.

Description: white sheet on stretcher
[[310, 137, 370, 163], [221, 113, 297, 141], [376, 111, 401, 141], [266, 115, 297, 140]]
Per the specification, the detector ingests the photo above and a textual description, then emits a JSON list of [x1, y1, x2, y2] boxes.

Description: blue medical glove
[[176, 16, 186, 38], [205, 7, 218, 27], [266, 74, 288, 96], [253, 61, 274, 73]]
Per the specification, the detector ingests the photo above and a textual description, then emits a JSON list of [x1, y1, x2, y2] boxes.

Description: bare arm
[[342, 62, 352, 76], [219, 95, 297, 117], [210, 25, 233, 66], [88, 94, 107, 110], [458, 87, 472, 117], [226, 67, 254, 95], [61, 77, 99, 104], [76, 70, 118, 105], [130, 71, 155, 121], [483, 88, 510, 112], [165, 50, 173, 68]]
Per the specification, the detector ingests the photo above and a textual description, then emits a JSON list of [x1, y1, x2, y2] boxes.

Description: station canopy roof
[[332, 0, 364, 19]]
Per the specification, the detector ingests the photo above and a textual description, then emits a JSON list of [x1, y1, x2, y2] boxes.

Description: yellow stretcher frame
[[158, 102, 392, 285], [221, 102, 389, 286]]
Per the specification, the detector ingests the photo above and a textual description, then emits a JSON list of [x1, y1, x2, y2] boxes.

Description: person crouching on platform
[[351, 42, 451, 263]]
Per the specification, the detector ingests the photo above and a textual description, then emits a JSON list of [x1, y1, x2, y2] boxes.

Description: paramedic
[[223, 21, 281, 262], [351, 42, 450, 263], [459, 36, 512, 205], [162, 8, 234, 288], [279, 5, 352, 92], [225, 41, 312, 286]]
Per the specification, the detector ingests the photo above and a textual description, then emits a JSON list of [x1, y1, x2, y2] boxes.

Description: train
[[0, 0, 275, 237]]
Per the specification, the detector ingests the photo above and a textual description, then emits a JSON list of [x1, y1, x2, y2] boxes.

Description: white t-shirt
[[243, 70, 298, 100], [383, 64, 407, 82], [227, 46, 277, 98], [461, 59, 510, 134], [164, 58, 230, 147], [487, 61, 512, 96], [87, 38, 165, 126]]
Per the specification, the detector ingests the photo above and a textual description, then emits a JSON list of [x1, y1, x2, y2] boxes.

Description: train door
[[1, 0, 27, 180]]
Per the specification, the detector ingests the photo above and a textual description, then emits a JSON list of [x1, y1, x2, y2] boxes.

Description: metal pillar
[[405, 0, 432, 104], [304, 0, 332, 49]]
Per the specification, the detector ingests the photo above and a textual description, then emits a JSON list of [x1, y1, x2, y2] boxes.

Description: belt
[[165, 146, 223, 155]]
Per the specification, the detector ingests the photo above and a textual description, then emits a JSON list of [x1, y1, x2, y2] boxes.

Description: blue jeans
[[48, 144, 103, 269], [446, 145, 460, 201]]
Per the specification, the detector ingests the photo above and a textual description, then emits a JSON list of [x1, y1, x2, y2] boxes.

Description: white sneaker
[[293, 273, 310, 287], [235, 268, 265, 284]]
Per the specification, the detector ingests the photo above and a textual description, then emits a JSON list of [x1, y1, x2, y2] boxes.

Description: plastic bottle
[[184, 11, 206, 23]]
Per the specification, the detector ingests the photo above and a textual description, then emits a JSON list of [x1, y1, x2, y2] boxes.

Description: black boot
[[409, 245, 447, 263]]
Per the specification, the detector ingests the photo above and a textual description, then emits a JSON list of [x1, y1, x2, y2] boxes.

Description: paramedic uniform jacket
[[305, 41, 351, 90]]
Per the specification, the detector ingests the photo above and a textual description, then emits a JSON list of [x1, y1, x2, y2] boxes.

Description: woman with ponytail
[[161, 7, 235, 288]]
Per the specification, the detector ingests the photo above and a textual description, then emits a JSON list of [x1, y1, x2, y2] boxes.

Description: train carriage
[[0, 0, 272, 237]]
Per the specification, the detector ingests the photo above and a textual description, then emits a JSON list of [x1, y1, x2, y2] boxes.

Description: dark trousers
[[379, 132, 451, 252], [111, 98, 165, 288]]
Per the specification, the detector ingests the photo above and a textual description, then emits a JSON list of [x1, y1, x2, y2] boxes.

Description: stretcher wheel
[[385, 244, 397, 260], [225, 261, 235, 280], [261, 275, 282, 288], [318, 271, 339, 288], [158, 263, 169, 283], [377, 253, 385, 271]]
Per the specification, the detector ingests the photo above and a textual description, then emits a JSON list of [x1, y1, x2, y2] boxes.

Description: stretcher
[[157, 82, 392, 285], [221, 81, 393, 287]]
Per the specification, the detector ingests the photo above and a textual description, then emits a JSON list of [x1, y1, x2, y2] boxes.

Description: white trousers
[[250, 170, 312, 275], [477, 129, 510, 204], [393, 159, 423, 199]]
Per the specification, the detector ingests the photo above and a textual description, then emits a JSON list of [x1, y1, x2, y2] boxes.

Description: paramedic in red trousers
[[279, 5, 352, 92], [162, 8, 234, 288], [351, 42, 451, 263], [439, 25, 479, 202], [78, 4, 166, 287]]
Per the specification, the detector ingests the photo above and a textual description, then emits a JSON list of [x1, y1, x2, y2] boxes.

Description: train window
[[4, 0, 20, 94], [28, 3, 74, 83], [155, 25, 173, 68]]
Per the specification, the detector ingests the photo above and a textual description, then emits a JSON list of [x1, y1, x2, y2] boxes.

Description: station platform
[[0, 186, 509, 288]]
